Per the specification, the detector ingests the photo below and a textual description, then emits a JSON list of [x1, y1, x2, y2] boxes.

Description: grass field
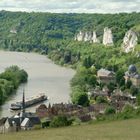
[[0, 119, 140, 140]]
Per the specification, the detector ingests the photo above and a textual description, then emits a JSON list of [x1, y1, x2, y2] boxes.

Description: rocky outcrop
[[74, 31, 85, 41], [103, 27, 114, 46], [84, 32, 92, 42], [122, 30, 138, 53], [91, 31, 100, 43], [10, 28, 17, 34], [75, 31, 100, 43]]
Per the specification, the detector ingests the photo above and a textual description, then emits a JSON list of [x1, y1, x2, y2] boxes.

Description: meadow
[[1, 119, 140, 140]]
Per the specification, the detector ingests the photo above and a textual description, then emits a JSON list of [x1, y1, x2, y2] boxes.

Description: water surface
[[0, 51, 75, 117]]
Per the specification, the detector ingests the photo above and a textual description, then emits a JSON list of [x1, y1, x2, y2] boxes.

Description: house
[[110, 89, 136, 111], [124, 65, 140, 88], [97, 68, 115, 84], [36, 103, 83, 119], [36, 104, 49, 118], [20, 112, 41, 130], [88, 87, 109, 100], [0, 112, 41, 133]]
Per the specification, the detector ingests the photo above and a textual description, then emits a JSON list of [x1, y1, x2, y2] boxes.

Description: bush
[[122, 104, 134, 114], [105, 106, 116, 115], [130, 86, 139, 96], [50, 116, 72, 128], [71, 86, 89, 106], [136, 94, 140, 106], [120, 104, 135, 119], [96, 96, 108, 104]]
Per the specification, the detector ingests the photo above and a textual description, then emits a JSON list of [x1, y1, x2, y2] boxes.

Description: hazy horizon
[[0, 0, 139, 13]]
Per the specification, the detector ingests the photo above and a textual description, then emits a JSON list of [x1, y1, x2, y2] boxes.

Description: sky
[[0, 0, 139, 13]]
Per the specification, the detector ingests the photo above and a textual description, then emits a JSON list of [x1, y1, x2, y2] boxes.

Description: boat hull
[[10, 95, 48, 110]]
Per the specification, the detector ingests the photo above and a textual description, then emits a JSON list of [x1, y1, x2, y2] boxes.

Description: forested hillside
[[0, 11, 139, 52]]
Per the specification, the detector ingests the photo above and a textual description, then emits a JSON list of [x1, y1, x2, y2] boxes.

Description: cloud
[[0, 0, 139, 13]]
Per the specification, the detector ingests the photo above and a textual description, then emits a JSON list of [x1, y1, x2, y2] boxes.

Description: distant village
[[0, 64, 140, 133]]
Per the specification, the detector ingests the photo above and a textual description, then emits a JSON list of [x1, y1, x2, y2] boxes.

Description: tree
[[130, 86, 139, 96], [116, 69, 125, 86], [116, 69, 125, 87], [64, 51, 71, 63], [83, 56, 92, 68], [0, 66, 28, 106], [71, 86, 89, 106], [126, 80, 132, 89], [87, 75, 97, 87], [0, 86, 3, 105], [50, 116, 72, 127], [107, 82, 116, 93]]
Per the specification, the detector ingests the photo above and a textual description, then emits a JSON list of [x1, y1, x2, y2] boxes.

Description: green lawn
[[1, 119, 140, 140]]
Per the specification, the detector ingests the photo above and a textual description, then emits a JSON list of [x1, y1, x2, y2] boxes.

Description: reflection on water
[[0, 51, 75, 117]]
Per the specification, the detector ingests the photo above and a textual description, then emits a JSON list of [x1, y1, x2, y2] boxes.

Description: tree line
[[0, 65, 28, 105]]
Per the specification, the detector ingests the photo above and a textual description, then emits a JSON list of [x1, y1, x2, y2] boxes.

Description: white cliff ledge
[[103, 27, 114, 46], [75, 31, 100, 43], [122, 30, 138, 53], [75, 27, 114, 46]]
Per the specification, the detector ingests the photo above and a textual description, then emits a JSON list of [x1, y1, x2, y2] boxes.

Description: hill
[[1, 119, 140, 140], [0, 11, 139, 52]]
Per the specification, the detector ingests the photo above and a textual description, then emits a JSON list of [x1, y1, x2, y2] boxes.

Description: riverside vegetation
[[0, 11, 140, 122], [0, 65, 28, 105]]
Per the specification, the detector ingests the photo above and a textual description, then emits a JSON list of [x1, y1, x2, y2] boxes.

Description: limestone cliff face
[[75, 31, 100, 43], [74, 31, 85, 41], [84, 32, 92, 42], [91, 31, 100, 43], [122, 30, 138, 53], [103, 27, 114, 46]]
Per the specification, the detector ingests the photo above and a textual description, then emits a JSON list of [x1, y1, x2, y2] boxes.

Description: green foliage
[[71, 86, 89, 106], [116, 69, 125, 87], [105, 106, 116, 115], [50, 116, 72, 128], [83, 56, 92, 68], [107, 82, 116, 93], [0, 66, 28, 89], [71, 67, 97, 90], [0, 65, 28, 105], [119, 104, 135, 119], [96, 96, 108, 104], [130, 86, 139, 96], [136, 94, 140, 106], [126, 80, 132, 89]]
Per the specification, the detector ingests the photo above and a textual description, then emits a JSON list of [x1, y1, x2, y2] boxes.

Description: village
[[0, 64, 140, 133]]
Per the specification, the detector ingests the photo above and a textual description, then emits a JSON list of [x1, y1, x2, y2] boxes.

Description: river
[[0, 51, 75, 117]]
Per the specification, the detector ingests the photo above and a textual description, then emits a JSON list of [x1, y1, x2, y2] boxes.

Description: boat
[[10, 93, 48, 110]]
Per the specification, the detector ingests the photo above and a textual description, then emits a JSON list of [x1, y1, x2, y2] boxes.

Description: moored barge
[[10, 93, 48, 110]]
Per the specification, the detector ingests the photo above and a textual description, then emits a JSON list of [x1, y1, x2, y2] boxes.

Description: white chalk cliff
[[84, 32, 92, 42], [91, 31, 100, 43], [75, 31, 100, 43], [74, 31, 85, 41], [122, 30, 138, 53], [103, 27, 114, 46]]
